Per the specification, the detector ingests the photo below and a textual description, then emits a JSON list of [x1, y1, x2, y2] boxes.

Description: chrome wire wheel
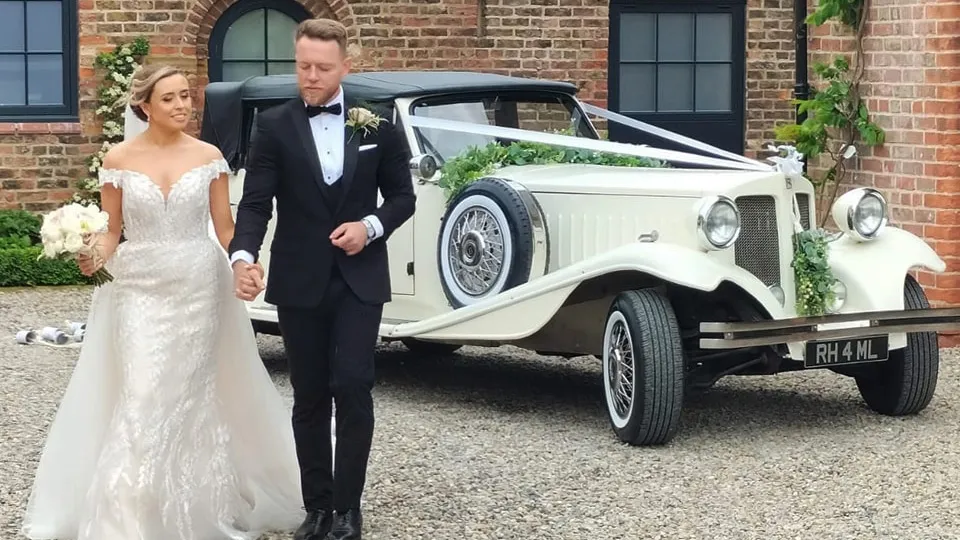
[[602, 289, 684, 446], [447, 205, 505, 297], [603, 311, 636, 429]]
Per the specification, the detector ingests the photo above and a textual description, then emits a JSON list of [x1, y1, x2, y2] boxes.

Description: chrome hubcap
[[607, 319, 635, 421], [447, 206, 504, 296]]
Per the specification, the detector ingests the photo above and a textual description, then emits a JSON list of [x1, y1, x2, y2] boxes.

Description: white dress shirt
[[230, 86, 384, 267]]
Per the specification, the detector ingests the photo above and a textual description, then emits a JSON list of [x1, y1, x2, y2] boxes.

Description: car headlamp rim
[[837, 187, 888, 241], [696, 195, 741, 250]]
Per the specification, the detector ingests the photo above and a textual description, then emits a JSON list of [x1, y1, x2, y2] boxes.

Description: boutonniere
[[346, 107, 385, 142]]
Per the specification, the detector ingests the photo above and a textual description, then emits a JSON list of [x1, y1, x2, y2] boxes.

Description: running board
[[699, 307, 960, 349]]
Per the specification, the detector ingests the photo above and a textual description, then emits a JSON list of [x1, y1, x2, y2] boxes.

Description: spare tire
[[437, 177, 547, 308]]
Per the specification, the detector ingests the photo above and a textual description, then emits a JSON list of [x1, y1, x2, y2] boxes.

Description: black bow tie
[[305, 102, 342, 117]]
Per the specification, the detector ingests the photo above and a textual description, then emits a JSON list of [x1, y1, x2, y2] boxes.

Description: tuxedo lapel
[[288, 101, 332, 207]]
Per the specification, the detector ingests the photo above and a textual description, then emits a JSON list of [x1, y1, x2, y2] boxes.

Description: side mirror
[[409, 154, 438, 180]]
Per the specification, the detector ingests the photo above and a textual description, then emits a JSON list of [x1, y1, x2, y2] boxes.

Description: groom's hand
[[232, 261, 265, 301], [330, 221, 367, 256]]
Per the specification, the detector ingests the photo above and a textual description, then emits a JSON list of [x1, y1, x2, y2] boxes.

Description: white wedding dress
[[21, 157, 306, 540]]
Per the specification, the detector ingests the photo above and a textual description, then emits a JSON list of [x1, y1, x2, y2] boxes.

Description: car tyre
[[855, 275, 939, 416], [602, 289, 685, 446], [400, 338, 463, 355], [437, 178, 536, 308]]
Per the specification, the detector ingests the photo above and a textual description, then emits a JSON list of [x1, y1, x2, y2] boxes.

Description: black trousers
[[277, 263, 382, 512]]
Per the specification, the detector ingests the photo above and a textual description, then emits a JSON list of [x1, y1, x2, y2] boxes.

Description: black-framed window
[[608, 1, 745, 154], [0, 0, 78, 120], [208, 0, 311, 83]]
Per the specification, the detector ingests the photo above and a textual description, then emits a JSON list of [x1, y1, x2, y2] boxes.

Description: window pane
[[27, 54, 62, 105], [619, 63, 655, 113], [266, 9, 298, 60], [695, 64, 731, 112], [619, 13, 655, 63], [657, 64, 693, 112], [696, 13, 731, 62], [27, 2, 61, 52], [266, 61, 294, 75], [0, 2, 24, 52], [0, 55, 25, 105], [657, 14, 694, 62], [223, 61, 264, 81], [223, 9, 265, 60]]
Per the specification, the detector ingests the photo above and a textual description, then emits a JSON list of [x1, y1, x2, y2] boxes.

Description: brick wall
[[805, 0, 960, 344], [2, 0, 797, 210]]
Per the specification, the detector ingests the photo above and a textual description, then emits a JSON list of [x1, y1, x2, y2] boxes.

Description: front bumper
[[699, 307, 960, 349]]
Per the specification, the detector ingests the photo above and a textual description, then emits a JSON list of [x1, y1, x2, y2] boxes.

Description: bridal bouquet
[[37, 202, 114, 286]]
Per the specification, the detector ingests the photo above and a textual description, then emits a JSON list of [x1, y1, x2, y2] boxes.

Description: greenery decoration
[[792, 229, 838, 316], [72, 37, 151, 206], [773, 0, 881, 316], [438, 137, 669, 202]]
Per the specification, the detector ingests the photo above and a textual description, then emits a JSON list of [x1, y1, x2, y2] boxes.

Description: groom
[[228, 17, 416, 540]]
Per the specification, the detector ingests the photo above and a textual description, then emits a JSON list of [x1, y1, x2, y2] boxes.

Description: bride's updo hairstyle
[[128, 64, 186, 122]]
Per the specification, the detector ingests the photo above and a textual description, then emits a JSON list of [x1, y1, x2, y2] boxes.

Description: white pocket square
[[359, 144, 378, 151]]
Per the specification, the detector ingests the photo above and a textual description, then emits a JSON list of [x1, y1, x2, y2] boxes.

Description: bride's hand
[[77, 236, 106, 276], [77, 252, 102, 276]]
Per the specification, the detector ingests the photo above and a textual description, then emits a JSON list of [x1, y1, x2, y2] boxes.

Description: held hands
[[232, 261, 265, 301], [330, 221, 368, 256]]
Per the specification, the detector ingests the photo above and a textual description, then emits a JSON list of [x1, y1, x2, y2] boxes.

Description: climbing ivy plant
[[774, 0, 883, 316]]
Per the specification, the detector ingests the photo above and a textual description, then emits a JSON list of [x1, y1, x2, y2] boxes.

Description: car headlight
[[696, 195, 741, 250], [831, 187, 888, 241]]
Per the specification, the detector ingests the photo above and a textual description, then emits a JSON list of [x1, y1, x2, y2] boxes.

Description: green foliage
[[0, 209, 91, 287], [0, 246, 93, 287], [774, 0, 882, 229], [0, 209, 42, 243], [438, 139, 669, 202], [73, 37, 151, 207], [806, 0, 862, 27], [773, 57, 885, 167], [792, 229, 838, 317]]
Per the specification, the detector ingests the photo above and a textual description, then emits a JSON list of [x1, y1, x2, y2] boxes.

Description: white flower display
[[38, 203, 114, 286]]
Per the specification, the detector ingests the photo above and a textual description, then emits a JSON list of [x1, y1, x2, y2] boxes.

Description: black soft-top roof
[[227, 71, 579, 102], [201, 71, 580, 167]]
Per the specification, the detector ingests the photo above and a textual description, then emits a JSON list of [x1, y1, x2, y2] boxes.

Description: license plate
[[804, 335, 889, 368]]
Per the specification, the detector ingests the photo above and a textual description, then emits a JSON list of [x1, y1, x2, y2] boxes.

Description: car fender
[[828, 226, 945, 314], [386, 241, 787, 342]]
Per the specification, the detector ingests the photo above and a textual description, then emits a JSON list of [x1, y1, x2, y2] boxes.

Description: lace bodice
[[98, 158, 231, 243]]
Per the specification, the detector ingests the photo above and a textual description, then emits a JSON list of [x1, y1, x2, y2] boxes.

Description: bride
[[21, 64, 305, 539]]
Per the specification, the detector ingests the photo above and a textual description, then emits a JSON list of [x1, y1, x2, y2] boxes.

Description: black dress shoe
[[294, 509, 334, 540], [325, 509, 362, 540]]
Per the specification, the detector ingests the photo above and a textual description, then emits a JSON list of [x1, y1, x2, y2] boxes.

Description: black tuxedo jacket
[[228, 96, 416, 307]]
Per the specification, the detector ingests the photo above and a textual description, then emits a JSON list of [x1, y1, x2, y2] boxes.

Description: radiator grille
[[735, 195, 781, 287], [795, 194, 811, 230]]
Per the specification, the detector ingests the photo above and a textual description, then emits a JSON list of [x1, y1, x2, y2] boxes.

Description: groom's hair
[[296, 18, 348, 55]]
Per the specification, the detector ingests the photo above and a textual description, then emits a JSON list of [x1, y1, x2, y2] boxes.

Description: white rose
[[63, 233, 85, 254], [42, 242, 59, 259], [349, 107, 375, 125]]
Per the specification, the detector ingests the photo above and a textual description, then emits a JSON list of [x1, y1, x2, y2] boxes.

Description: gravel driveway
[[3, 286, 960, 540]]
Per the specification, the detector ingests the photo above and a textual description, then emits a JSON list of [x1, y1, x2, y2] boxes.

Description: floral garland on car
[[72, 37, 151, 206], [767, 144, 839, 317], [437, 129, 669, 202]]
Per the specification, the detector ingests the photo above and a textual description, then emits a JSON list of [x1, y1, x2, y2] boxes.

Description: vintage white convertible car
[[197, 71, 960, 446]]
